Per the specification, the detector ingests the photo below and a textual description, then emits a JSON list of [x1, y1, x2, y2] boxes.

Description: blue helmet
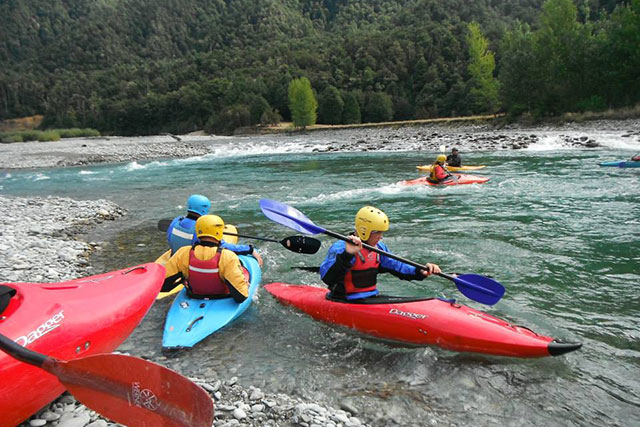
[[186, 194, 211, 216]]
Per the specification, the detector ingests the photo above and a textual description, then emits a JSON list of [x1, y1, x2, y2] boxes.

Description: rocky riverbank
[[1, 195, 369, 427], [0, 135, 212, 170], [305, 118, 640, 153], [1, 119, 639, 171]]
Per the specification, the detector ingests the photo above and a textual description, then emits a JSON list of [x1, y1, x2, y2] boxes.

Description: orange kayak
[[401, 173, 489, 186]]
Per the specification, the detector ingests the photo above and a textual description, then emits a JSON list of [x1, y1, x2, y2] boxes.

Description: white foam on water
[[301, 182, 411, 205], [122, 160, 169, 171], [32, 173, 50, 181], [124, 161, 145, 171], [525, 134, 567, 151], [78, 170, 97, 175]]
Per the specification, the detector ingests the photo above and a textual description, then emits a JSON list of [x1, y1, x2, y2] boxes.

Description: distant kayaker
[[319, 206, 441, 301], [427, 154, 453, 183], [446, 147, 462, 167], [632, 153, 640, 162], [162, 215, 250, 301], [165, 194, 262, 265]]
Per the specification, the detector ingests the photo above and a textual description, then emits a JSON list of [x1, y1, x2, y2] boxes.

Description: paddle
[[259, 199, 505, 305], [0, 333, 213, 427], [157, 219, 321, 254]]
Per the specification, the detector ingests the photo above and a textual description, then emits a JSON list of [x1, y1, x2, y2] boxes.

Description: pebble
[[39, 412, 60, 421], [232, 408, 247, 420]]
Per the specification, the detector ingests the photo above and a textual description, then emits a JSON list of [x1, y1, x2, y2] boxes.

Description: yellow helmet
[[223, 224, 238, 245], [355, 206, 389, 241], [436, 154, 447, 164], [195, 215, 225, 240]]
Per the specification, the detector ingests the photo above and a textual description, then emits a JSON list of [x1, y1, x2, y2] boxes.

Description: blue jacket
[[319, 239, 423, 298], [166, 216, 254, 255]]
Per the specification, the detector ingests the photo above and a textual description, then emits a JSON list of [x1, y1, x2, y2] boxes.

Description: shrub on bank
[[56, 128, 101, 138], [0, 128, 100, 143], [0, 133, 23, 143]]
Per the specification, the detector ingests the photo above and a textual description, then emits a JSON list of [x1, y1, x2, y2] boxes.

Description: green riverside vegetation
[[0, 0, 638, 135], [0, 129, 100, 143]]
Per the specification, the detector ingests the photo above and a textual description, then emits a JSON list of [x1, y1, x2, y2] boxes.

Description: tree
[[362, 91, 393, 123], [466, 22, 500, 114], [533, 0, 594, 114], [317, 85, 343, 124], [288, 77, 317, 129], [342, 91, 361, 124], [498, 22, 540, 116], [249, 95, 271, 125]]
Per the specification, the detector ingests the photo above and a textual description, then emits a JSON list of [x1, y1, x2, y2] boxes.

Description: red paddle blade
[[44, 354, 213, 427]]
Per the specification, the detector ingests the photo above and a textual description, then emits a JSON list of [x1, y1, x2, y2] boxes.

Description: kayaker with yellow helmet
[[428, 154, 453, 183], [163, 215, 249, 302], [165, 194, 262, 266], [319, 206, 441, 301]]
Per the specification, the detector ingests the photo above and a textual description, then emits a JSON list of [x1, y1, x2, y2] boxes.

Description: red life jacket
[[343, 247, 380, 295], [430, 164, 450, 182], [187, 248, 230, 297]]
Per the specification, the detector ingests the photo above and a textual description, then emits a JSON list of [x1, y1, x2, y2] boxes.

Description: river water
[[1, 127, 638, 426]]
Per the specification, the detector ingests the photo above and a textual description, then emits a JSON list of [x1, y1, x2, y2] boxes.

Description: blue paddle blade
[[259, 199, 326, 235], [453, 274, 505, 306]]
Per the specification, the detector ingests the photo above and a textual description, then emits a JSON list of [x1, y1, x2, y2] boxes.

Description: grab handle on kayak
[[123, 265, 147, 275], [186, 316, 204, 332]]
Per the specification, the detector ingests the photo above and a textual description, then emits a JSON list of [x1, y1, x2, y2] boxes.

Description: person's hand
[[345, 235, 363, 255], [421, 263, 441, 277], [252, 249, 263, 267]]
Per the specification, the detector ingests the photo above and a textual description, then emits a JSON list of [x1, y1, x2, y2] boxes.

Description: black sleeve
[[227, 284, 248, 303], [162, 272, 184, 292], [321, 251, 355, 290]]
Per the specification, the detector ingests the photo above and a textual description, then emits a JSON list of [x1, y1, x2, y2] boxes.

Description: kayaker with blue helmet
[[446, 147, 462, 167], [319, 206, 441, 301], [163, 215, 249, 301], [165, 194, 262, 266], [166, 194, 210, 253], [427, 154, 453, 183]]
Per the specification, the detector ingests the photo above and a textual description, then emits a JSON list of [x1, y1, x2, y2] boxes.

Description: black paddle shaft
[[223, 232, 278, 243], [0, 333, 47, 366], [323, 229, 453, 281]]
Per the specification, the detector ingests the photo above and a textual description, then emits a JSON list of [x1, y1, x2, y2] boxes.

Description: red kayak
[[401, 173, 489, 186], [0, 263, 165, 427], [264, 283, 581, 358]]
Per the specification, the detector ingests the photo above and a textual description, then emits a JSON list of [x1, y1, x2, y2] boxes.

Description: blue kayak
[[162, 255, 262, 351], [599, 160, 640, 168]]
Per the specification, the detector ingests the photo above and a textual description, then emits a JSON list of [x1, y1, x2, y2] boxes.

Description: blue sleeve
[[377, 242, 423, 280], [166, 217, 180, 244], [220, 240, 254, 255]]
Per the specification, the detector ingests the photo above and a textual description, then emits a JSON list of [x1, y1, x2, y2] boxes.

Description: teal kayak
[[599, 160, 640, 168], [162, 255, 261, 351]]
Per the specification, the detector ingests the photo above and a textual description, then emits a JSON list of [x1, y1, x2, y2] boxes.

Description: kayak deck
[[264, 283, 581, 358], [401, 173, 489, 186], [599, 160, 640, 168], [162, 255, 262, 351], [0, 263, 164, 427]]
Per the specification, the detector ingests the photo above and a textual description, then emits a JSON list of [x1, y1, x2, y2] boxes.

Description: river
[[1, 125, 638, 426]]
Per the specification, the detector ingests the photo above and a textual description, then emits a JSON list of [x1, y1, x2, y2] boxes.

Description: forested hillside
[[0, 0, 637, 135]]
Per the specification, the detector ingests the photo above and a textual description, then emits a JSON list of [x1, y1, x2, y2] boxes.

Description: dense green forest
[[0, 0, 638, 135]]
